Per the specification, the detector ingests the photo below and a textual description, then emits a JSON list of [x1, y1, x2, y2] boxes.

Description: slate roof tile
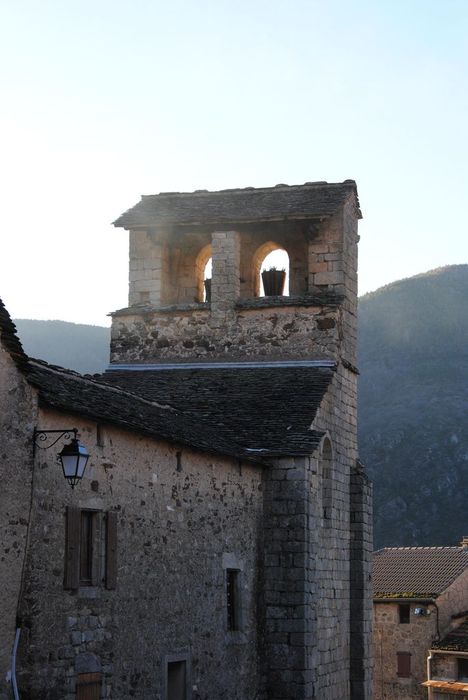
[[114, 181, 361, 228], [373, 547, 468, 597], [26, 359, 262, 463], [98, 364, 334, 457]]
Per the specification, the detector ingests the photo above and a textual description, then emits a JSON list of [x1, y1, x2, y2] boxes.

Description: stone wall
[[17, 407, 264, 700], [0, 343, 37, 700], [260, 357, 368, 699], [110, 303, 342, 364], [350, 462, 373, 699]]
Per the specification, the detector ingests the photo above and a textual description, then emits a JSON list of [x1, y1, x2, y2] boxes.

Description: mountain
[[12, 264, 468, 547], [13, 319, 110, 375], [358, 265, 468, 548]]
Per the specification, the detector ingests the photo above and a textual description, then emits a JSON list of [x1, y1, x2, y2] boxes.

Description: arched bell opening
[[195, 244, 213, 303], [252, 242, 290, 298]]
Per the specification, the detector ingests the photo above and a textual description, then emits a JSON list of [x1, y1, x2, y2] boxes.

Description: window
[[458, 658, 468, 680], [320, 437, 333, 524], [397, 652, 411, 677], [76, 673, 102, 700], [167, 661, 187, 700], [64, 507, 117, 590], [164, 653, 191, 700], [226, 569, 241, 631], [399, 604, 410, 624]]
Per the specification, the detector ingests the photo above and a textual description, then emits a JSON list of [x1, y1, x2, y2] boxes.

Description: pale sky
[[1, 0, 467, 326]]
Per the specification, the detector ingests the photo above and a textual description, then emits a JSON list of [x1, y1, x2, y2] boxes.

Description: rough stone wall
[[350, 463, 373, 699], [17, 407, 264, 700], [110, 304, 341, 364], [373, 570, 468, 699], [0, 343, 37, 700]]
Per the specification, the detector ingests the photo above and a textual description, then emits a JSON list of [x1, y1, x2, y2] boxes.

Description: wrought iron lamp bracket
[[33, 428, 78, 456]]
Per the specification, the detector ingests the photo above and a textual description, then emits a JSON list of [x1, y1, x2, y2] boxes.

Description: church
[[0, 180, 372, 699]]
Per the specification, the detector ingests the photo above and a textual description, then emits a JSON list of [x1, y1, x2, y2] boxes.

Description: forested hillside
[[13, 264, 468, 548], [358, 265, 468, 548], [14, 319, 110, 375]]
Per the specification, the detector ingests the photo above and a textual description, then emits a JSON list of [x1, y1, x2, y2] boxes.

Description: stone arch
[[195, 244, 212, 302], [252, 241, 290, 297], [320, 435, 334, 524]]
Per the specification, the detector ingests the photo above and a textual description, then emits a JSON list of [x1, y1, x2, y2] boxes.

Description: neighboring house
[[424, 617, 468, 699], [0, 181, 372, 700], [373, 545, 468, 700]]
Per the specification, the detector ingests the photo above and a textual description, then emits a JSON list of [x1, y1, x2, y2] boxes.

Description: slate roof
[[114, 180, 361, 229], [432, 620, 468, 652], [373, 547, 468, 598], [98, 363, 335, 457], [26, 360, 333, 462], [0, 298, 28, 369], [25, 359, 263, 462]]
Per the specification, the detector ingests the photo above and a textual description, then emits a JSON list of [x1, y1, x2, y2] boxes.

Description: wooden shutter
[[105, 511, 117, 589], [397, 652, 411, 677], [76, 673, 101, 700], [64, 506, 81, 589], [91, 513, 102, 587]]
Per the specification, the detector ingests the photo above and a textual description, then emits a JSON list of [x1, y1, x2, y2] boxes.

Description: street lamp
[[33, 428, 90, 489]]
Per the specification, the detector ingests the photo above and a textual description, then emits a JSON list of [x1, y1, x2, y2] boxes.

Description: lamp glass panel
[[77, 454, 88, 478], [62, 454, 79, 478]]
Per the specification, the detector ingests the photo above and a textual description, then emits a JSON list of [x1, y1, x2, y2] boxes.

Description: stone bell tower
[[109, 181, 372, 700], [110, 180, 360, 368]]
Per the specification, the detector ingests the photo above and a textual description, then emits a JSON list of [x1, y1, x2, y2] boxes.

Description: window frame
[[64, 507, 117, 591]]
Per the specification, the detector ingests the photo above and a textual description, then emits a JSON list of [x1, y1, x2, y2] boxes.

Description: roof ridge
[[141, 180, 357, 199]]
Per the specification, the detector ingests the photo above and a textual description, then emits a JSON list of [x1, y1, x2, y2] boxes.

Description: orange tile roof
[[373, 547, 468, 597]]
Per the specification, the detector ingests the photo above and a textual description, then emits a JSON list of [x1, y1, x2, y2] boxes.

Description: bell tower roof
[[113, 180, 361, 230]]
